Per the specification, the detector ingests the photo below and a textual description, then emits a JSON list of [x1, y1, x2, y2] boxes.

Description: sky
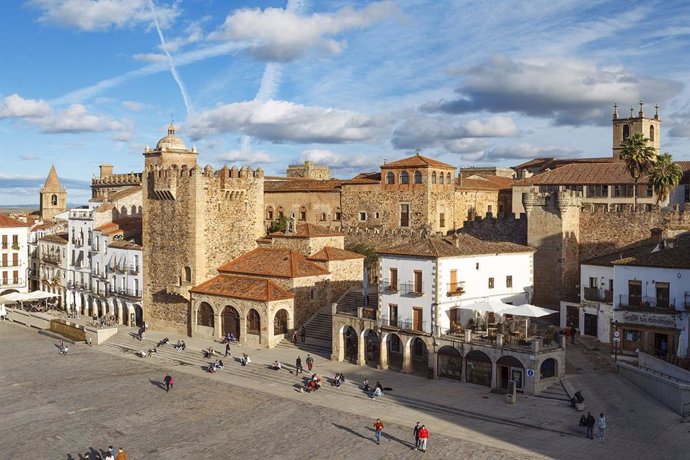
[[2, 0, 690, 206]]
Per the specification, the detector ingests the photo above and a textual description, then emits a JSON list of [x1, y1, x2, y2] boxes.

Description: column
[[116, 303, 123, 325], [215, 310, 222, 339], [490, 359, 498, 390], [379, 336, 388, 370], [401, 340, 413, 374], [356, 333, 366, 366], [239, 317, 247, 346]]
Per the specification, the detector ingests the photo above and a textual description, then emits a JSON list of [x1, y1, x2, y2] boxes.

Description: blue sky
[[2, 0, 690, 206]]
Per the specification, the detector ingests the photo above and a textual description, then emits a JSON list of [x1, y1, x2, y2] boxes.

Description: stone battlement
[[91, 172, 142, 186]]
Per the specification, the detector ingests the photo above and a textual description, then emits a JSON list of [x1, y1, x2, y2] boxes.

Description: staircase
[[276, 308, 333, 357], [535, 379, 571, 402], [334, 286, 379, 316]]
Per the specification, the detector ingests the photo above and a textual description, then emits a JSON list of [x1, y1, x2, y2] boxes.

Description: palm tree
[[619, 133, 657, 210], [648, 153, 682, 205]]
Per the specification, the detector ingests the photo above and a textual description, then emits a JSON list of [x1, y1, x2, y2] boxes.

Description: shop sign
[[526, 369, 535, 378], [620, 312, 676, 328]]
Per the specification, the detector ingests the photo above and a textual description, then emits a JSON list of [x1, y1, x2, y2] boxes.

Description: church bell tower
[[612, 101, 661, 159]]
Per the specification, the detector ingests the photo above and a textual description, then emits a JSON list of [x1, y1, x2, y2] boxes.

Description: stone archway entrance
[[437, 346, 462, 381], [222, 306, 240, 340], [134, 304, 143, 327], [465, 350, 492, 386], [273, 309, 288, 336], [386, 333, 403, 370], [497, 355, 525, 391], [410, 337, 428, 376], [364, 329, 380, 367], [344, 326, 358, 363]]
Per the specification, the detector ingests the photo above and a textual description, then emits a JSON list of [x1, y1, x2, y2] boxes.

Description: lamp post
[[613, 320, 619, 362]]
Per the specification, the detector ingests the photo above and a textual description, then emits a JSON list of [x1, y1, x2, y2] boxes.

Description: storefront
[[612, 310, 680, 358]]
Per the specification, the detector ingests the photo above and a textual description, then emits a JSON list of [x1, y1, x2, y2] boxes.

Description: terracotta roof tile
[[191, 275, 295, 301], [218, 248, 330, 278], [516, 161, 649, 186], [612, 242, 690, 269], [109, 239, 142, 250], [383, 153, 455, 170], [456, 175, 514, 191], [0, 215, 31, 228], [264, 179, 342, 192], [40, 232, 68, 244], [379, 235, 534, 258], [109, 185, 142, 200], [308, 246, 365, 261]]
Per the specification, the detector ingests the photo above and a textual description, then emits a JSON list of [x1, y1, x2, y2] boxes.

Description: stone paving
[[1, 321, 689, 459]]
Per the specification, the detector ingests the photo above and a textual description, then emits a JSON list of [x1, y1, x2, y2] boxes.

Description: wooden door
[[413, 308, 423, 331]]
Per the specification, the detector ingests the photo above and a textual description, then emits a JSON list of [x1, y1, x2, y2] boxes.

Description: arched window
[[266, 206, 274, 220], [650, 125, 655, 142], [183, 266, 192, 283], [131, 205, 137, 215], [120, 206, 127, 216], [431, 172, 437, 184], [277, 206, 284, 218], [299, 206, 307, 221], [447, 172, 452, 184], [51, 194, 58, 205], [400, 171, 409, 184], [247, 309, 261, 334], [197, 302, 214, 327], [413, 170, 422, 184], [439, 173, 444, 184], [623, 124, 630, 141], [138, 206, 142, 214], [273, 309, 288, 335], [386, 172, 395, 184], [540, 358, 557, 379]]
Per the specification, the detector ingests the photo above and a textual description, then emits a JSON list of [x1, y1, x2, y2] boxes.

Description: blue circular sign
[[526, 369, 535, 377]]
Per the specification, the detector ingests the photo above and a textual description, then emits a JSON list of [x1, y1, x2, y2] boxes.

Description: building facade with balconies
[[37, 232, 68, 306], [0, 215, 30, 295]]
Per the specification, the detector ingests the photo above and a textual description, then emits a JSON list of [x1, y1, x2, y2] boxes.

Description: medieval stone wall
[[453, 190, 500, 231], [264, 190, 341, 230], [456, 214, 527, 244]]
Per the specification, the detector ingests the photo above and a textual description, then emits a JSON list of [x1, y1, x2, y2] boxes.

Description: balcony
[[446, 282, 466, 297], [381, 279, 398, 293], [583, 288, 613, 303], [113, 287, 142, 299], [401, 281, 423, 297], [618, 295, 675, 311], [378, 315, 426, 333], [40, 254, 62, 265], [129, 266, 140, 275]]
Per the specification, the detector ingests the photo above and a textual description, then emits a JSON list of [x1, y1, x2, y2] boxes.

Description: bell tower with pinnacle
[[612, 101, 661, 159]]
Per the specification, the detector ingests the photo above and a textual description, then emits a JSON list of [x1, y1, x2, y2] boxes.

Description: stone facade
[[264, 187, 341, 230], [39, 166, 67, 222], [286, 161, 331, 179], [91, 164, 142, 200]]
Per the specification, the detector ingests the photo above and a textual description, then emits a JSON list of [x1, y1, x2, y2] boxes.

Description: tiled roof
[[456, 175, 514, 191], [110, 185, 142, 200], [271, 223, 344, 238], [0, 214, 30, 228], [379, 235, 534, 258], [264, 179, 342, 192], [218, 248, 330, 278], [515, 161, 645, 186], [109, 239, 142, 250], [95, 217, 142, 242], [40, 232, 68, 244], [308, 246, 365, 261], [613, 245, 690, 269], [191, 275, 295, 301], [31, 221, 60, 231], [582, 242, 659, 267], [513, 157, 614, 171], [341, 172, 381, 185], [42, 165, 64, 191], [383, 153, 455, 170]]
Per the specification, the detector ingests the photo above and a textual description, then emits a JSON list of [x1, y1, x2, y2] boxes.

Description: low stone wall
[[7, 308, 52, 329], [7, 308, 117, 345], [639, 352, 690, 383], [617, 361, 690, 415]]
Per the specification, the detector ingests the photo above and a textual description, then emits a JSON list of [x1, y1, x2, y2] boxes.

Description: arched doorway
[[222, 306, 240, 340], [273, 309, 288, 336], [363, 329, 380, 367], [540, 358, 557, 379], [465, 350, 492, 386], [437, 346, 462, 381], [344, 326, 358, 363], [197, 302, 214, 329], [497, 356, 525, 391], [410, 337, 428, 376], [134, 304, 143, 327], [247, 309, 261, 336], [122, 303, 131, 326], [386, 333, 403, 370]]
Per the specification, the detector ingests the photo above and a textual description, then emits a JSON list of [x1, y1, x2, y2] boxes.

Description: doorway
[[584, 313, 597, 337], [222, 306, 240, 341]]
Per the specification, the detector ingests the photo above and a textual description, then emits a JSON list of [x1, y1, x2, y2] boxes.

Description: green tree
[[648, 153, 682, 205], [619, 133, 657, 210], [345, 243, 379, 283], [267, 215, 288, 234]]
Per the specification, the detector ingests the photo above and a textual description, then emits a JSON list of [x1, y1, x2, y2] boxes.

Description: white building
[[0, 215, 30, 294], [65, 207, 95, 314], [37, 232, 68, 306], [29, 220, 67, 291], [378, 235, 535, 336]]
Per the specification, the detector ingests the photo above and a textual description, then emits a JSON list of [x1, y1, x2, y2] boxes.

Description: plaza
[[1, 321, 688, 459]]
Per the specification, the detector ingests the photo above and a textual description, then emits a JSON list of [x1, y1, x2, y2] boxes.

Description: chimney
[[99, 164, 114, 178]]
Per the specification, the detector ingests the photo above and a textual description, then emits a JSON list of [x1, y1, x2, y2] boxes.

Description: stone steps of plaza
[[535, 379, 571, 402], [335, 287, 379, 315], [275, 338, 331, 358], [300, 310, 333, 343]]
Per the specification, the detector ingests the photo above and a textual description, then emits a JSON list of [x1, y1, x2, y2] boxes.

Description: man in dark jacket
[[413, 422, 421, 449], [585, 412, 596, 439]]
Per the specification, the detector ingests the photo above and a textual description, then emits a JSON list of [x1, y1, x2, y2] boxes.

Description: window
[[400, 171, 409, 184], [247, 309, 261, 334], [506, 275, 512, 288], [335, 211, 342, 221], [439, 173, 444, 184], [12, 253, 18, 267], [12, 270, 18, 284], [656, 282, 670, 308], [586, 185, 608, 198], [266, 207, 274, 220], [386, 172, 395, 184], [12, 235, 18, 246], [644, 184, 654, 198], [299, 209, 307, 221], [431, 172, 437, 184], [389, 304, 398, 327], [589, 277, 597, 288], [414, 270, 423, 294], [375, 212, 380, 219], [413, 307, 423, 331], [650, 125, 655, 142], [487, 205, 492, 215], [1, 254, 6, 267], [310, 288, 316, 300], [320, 213, 326, 221], [277, 207, 284, 218], [359, 212, 367, 222], [623, 124, 630, 141], [439, 212, 445, 227], [488, 277, 494, 289], [628, 280, 642, 307], [389, 268, 398, 291], [51, 194, 57, 205], [1, 235, 6, 249], [447, 172, 452, 184], [449, 269, 458, 292], [475, 262, 479, 270], [400, 204, 410, 227], [414, 170, 422, 184], [613, 185, 634, 197]]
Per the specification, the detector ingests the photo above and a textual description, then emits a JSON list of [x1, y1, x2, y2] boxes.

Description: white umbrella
[[503, 304, 557, 337], [461, 299, 513, 333]]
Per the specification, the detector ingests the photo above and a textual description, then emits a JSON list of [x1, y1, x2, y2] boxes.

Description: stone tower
[[612, 102, 661, 159], [142, 124, 265, 335], [524, 190, 581, 308], [39, 165, 67, 221]]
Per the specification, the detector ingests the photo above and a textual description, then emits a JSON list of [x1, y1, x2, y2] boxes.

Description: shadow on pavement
[[149, 379, 167, 391], [332, 423, 371, 441]]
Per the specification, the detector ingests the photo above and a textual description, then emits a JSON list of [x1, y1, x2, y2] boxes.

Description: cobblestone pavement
[[1, 322, 689, 459]]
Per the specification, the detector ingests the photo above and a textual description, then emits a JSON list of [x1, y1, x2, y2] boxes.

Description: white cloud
[[424, 55, 684, 126], [218, 149, 274, 165], [29, 0, 179, 31], [392, 115, 518, 149], [122, 100, 149, 111], [484, 144, 580, 161], [210, 2, 397, 61], [299, 149, 383, 171], [0, 94, 52, 118], [187, 99, 387, 144]]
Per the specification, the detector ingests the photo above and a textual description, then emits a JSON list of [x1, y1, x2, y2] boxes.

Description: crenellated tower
[[612, 101, 661, 159], [142, 124, 264, 335]]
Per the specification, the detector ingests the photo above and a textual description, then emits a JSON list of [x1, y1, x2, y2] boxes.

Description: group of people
[[203, 347, 216, 359], [292, 325, 307, 344], [80, 446, 127, 460], [221, 332, 237, 344], [368, 380, 389, 399], [173, 340, 186, 352], [208, 359, 224, 373], [240, 353, 251, 366], [413, 422, 430, 451], [302, 373, 322, 392], [580, 412, 606, 439], [332, 372, 345, 387], [138, 347, 157, 358]]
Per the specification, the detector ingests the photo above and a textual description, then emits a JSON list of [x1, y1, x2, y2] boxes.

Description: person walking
[[418, 424, 429, 452], [164, 374, 173, 392], [306, 354, 314, 372], [115, 447, 127, 460], [598, 413, 606, 439], [570, 322, 577, 344], [300, 325, 307, 343], [225, 342, 231, 357], [293, 328, 299, 344], [585, 412, 595, 439], [413, 421, 421, 450], [373, 418, 384, 445], [296, 356, 303, 374]]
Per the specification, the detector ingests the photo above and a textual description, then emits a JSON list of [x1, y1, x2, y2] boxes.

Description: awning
[[0, 290, 58, 304]]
